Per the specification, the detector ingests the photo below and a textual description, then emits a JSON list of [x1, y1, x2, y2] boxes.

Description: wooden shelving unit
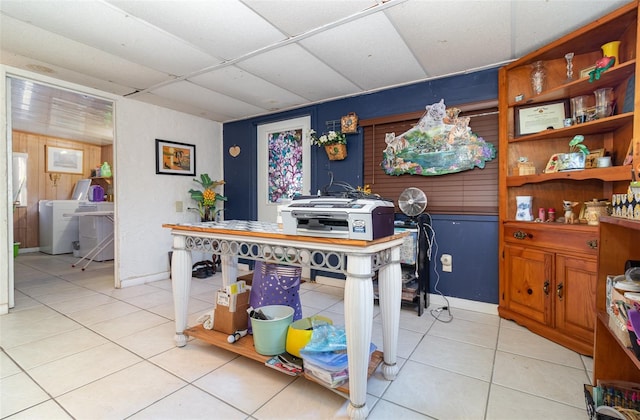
[[593, 216, 640, 384], [498, 1, 640, 355], [183, 324, 384, 395]]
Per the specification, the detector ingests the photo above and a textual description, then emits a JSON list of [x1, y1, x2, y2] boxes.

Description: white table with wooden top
[[163, 220, 405, 419]]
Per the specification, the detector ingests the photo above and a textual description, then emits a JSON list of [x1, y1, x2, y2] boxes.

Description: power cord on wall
[[420, 213, 453, 323]]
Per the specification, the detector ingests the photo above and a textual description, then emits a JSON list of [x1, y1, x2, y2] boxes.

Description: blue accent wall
[[223, 67, 500, 304], [427, 215, 499, 304]]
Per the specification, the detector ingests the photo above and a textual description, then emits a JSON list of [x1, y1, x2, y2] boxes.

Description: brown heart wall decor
[[229, 145, 241, 157]]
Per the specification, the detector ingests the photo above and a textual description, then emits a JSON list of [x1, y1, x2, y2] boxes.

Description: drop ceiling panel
[[237, 43, 361, 101], [108, 0, 286, 60], [131, 91, 228, 122], [148, 80, 268, 120], [0, 15, 170, 90], [299, 12, 426, 90], [189, 66, 308, 111], [387, 1, 512, 76], [1, 52, 134, 97], [0, 0, 218, 76], [243, 0, 377, 36], [511, 1, 629, 58]]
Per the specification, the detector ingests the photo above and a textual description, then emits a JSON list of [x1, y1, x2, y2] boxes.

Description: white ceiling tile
[[189, 66, 308, 111], [243, 0, 377, 36], [512, 1, 629, 58], [147, 80, 269, 120], [0, 0, 218, 75], [108, 0, 285, 60], [387, 1, 512, 76], [299, 12, 426, 90], [1, 51, 134, 97], [237, 43, 361, 101], [131, 91, 231, 122], [0, 15, 171, 90]]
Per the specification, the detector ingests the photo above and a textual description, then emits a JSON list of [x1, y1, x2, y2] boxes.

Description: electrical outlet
[[441, 254, 452, 272], [175, 201, 183, 212]]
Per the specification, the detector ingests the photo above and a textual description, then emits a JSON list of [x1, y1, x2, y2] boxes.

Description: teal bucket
[[251, 305, 295, 356]]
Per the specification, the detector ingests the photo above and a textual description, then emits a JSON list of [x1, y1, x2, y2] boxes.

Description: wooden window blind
[[362, 106, 499, 215]]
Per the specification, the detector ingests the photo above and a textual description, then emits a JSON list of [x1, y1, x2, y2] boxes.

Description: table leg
[[171, 235, 192, 347], [377, 246, 401, 380], [344, 253, 373, 419], [220, 255, 238, 288]]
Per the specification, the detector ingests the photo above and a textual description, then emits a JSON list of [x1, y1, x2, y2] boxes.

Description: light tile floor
[[1, 253, 593, 419]]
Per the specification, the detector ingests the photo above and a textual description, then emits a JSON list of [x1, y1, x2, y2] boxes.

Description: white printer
[[281, 196, 395, 240]]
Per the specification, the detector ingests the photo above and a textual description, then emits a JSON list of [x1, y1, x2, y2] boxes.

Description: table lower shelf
[[184, 324, 384, 395]]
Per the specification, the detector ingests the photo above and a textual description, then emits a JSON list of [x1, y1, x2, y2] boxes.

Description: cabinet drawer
[[504, 223, 598, 255]]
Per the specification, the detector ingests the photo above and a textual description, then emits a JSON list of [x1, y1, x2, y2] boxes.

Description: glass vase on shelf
[[530, 60, 546, 95], [564, 52, 574, 82]]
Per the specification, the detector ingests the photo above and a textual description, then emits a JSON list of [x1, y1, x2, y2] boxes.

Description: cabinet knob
[[543, 281, 549, 295], [556, 282, 563, 299], [527, 288, 533, 295], [587, 239, 598, 249], [513, 231, 533, 240]]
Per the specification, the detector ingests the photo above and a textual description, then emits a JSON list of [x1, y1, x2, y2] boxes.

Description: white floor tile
[[128, 385, 246, 419], [4, 399, 73, 419], [486, 384, 586, 419], [5, 328, 109, 370], [410, 334, 495, 381], [193, 357, 295, 413], [1, 351, 22, 378], [148, 338, 237, 382], [383, 360, 490, 419], [27, 342, 142, 396], [492, 351, 589, 408], [498, 325, 584, 368], [56, 361, 186, 419], [253, 377, 352, 419], [368, 399, 434, 419], [428, 316, 499, 349], [0, 372, 50, 418], [5, 253, 597, 419]]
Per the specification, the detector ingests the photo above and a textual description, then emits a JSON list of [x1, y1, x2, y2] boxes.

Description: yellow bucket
[[285, 315, 332, 357]]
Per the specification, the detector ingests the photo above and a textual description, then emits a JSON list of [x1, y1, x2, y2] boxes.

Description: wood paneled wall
[[362, 108, 499, 215], [12, 130, 111, 249]]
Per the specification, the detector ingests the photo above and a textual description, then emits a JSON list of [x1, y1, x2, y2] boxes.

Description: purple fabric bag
[[248, 261, 303, 331]]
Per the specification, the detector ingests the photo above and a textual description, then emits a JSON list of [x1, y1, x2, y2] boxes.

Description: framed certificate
[[515, 100, 570, 137]]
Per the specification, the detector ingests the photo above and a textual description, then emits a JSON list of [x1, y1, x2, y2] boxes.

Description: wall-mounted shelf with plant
[[309, 129, 348, 161]]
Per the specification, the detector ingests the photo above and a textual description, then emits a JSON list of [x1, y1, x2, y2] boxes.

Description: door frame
[[256, 116, 311, 223]]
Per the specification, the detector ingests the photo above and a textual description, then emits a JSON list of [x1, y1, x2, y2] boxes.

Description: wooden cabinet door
[[555, 254, 597, 344], [504, 244, 553, 325]]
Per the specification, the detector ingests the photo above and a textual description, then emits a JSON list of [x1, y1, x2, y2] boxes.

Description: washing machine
[[39, 200, 84, 254]]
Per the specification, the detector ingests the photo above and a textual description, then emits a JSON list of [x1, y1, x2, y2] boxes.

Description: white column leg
[[171, 234, 192, 347], [377, 245, 401, 380], [220, 255, 238, 288], [345, 253, 373, 420]]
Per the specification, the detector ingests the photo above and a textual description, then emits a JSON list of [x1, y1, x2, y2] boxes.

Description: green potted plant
[[558, 135, 589, 171], [309, 129, 348, 160], [189, 173, 226, 221]]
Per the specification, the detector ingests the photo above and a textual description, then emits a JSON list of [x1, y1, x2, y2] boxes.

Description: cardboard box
[[213, 290, 250, 335]]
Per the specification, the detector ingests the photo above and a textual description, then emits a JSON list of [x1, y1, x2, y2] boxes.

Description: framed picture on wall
[[45, 145, 83, 174], [155, 139, 196, 176]]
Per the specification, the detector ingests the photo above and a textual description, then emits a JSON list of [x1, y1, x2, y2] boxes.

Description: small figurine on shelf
[[562, 200, 579, 224]]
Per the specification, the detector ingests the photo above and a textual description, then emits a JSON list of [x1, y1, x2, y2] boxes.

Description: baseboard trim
[[120, 272, 169, 288], [314, 275, 498, 315]]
